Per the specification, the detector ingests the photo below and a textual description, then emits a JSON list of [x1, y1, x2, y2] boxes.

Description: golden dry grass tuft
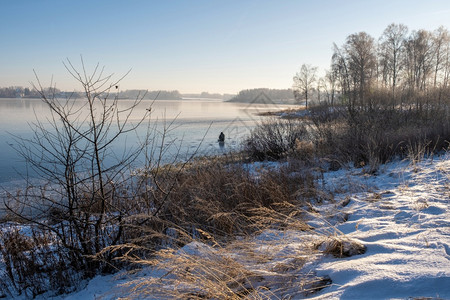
[[316, 236, 367, 258], [112, 230, 333, 299], [108, 185, 345, 299]]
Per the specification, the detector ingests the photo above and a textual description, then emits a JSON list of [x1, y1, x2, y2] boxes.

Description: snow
[[308, 154, 450, 299], [61, 275, 117, 300], [30, 154, 450, 299]]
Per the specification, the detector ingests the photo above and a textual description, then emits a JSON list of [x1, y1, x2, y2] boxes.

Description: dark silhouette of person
[[218, 132, 225, 142]]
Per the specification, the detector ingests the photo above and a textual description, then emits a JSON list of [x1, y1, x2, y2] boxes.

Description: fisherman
[[218, 132, 225, 142]]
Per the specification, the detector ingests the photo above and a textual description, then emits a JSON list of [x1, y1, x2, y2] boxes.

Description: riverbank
[[39, 152, 450, 299]]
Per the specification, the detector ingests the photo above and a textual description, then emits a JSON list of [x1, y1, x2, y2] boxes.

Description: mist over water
[[0, 98, 295, 185]]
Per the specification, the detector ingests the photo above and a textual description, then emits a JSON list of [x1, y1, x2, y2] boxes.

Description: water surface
[[0, 98, 294, 185]]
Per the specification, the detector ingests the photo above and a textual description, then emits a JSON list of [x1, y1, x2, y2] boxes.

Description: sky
[[2, 0, 450, 94]]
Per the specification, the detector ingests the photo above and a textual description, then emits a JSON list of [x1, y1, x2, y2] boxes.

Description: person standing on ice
[[218, 132, 225, 142]]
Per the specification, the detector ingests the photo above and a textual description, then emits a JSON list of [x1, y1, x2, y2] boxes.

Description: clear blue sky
[[2, 0, 450, 94]]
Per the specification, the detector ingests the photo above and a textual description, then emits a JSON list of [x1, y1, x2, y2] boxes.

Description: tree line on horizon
[[0, 85, 295, 102], [0, 86, 236, 100], [0, 87, 177, 100], [293, 24, 450, 109], [227, 88, 295, 103], [0, 86, 44, 98]]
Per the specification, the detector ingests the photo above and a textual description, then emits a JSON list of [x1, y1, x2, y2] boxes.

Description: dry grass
[[106, 178, 369, 299], [300, 102, 450, 172], [115, 243, 265, 299], [316, 236, 367, 258], [244, 101, 449, 175], [144, 159, 318, 242], [108, 207, 338, 299]]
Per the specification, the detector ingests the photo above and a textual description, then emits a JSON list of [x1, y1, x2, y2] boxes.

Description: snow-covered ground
[[308, 155, 450, 299], [39, 154, 450, 299]]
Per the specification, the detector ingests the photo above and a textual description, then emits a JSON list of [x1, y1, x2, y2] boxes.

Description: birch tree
[[293, 64, 318, 109]]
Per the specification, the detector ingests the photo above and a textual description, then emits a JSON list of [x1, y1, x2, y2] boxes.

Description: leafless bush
[[246, 92, 449, 174], [0, 227, 82, 298], [2, 58, 159, 294], [307, 99, 450, 171], [244, 118, 309, 161]]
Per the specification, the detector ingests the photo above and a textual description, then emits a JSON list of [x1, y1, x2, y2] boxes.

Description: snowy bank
[[308, 155, 450, 299], [38, 154, 450, 299]]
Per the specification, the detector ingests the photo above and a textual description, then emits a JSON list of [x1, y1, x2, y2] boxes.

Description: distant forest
[[0, 87, 233, 100], [227, 88, 295, 103], [0, 86, 44, 98], [116, 90, 182, 100], [0, 86, 297, 103], [0, 87, 182, 100]]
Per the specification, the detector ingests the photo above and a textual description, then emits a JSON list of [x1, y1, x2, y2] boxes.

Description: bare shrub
[[0, 227, 82, 298], [293, 139, 315, 162], [244, 118, 309, 161], [307, 101, 450, 171], [2, 59, 161, 295]]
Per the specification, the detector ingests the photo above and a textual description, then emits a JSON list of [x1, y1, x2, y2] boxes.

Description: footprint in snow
[[394, 210, 413, 223], [421, 205, 446, 215], [442, 243, 450, 259]]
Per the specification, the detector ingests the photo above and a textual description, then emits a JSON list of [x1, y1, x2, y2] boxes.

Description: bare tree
[[321, 69, 338, 106], [344, 32, 377, 108], [332, 42, 351, 105], [431, 26, 450, 88], [378, 23, 408, 102], [6, 58, 152, 275], [404, 29, 434, 93], [442, 35, 450, 91], [293, 64, 318, 109]]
